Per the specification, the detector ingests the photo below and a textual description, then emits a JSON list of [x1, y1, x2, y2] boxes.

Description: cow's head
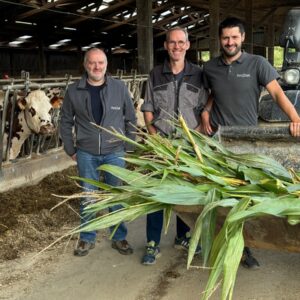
[[45, 87, 64, 109], [19, 90, 55, 134]]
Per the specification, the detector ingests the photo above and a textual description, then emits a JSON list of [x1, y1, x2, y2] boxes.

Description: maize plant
[[62, 116, 300, 300]]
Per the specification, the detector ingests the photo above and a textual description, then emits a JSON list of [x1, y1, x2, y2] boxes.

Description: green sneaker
[[141, 241, 161, 265]]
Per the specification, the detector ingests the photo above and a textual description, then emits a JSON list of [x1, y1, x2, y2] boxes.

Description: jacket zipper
[[98, 88, 106, 155]]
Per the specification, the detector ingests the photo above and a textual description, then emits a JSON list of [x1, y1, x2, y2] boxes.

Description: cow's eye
[[29, 107, 36, 116]]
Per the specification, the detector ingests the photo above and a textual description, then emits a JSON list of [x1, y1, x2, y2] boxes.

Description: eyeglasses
[[167, 40, 186, 47]]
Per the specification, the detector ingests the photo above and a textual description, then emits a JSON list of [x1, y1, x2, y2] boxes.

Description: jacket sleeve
[[141, 74, 154, 112], [60, 88, 76, 156], [123, 85, 137, 151]]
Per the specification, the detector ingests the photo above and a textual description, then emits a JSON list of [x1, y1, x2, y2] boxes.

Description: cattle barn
[[0, 0, 298, 191]]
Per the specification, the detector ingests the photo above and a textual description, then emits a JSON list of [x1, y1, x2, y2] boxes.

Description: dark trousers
[[146, 210, 190, 245]]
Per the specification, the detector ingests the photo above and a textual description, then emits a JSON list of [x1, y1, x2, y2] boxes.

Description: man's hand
[[71, 153, 77, 161], [201, 110, 213, 135], [289, 121, 300, 137]]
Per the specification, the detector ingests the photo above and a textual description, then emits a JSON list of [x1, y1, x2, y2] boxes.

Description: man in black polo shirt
[[201, 17, 300, 268]]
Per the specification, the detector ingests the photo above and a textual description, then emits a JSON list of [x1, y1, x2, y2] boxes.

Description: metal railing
[[0, 71, 148, 170]]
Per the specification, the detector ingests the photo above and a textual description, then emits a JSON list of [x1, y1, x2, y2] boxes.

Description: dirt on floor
[[0, 166, 80, 262]]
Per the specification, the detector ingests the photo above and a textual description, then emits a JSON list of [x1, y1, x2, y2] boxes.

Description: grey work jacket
[[60, 74, 136, 156], [141, 60, 208, 136]]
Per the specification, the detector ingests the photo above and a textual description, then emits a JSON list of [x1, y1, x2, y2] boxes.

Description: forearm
[[273, 91, 300, 122]]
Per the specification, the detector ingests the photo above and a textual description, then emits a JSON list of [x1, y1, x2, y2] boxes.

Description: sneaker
[[174, 234, 201, 254], [142, 241, 161, 265], [111, 240, 133, 255], [74, 240, 95, 256], [241, 247, 260, 269]]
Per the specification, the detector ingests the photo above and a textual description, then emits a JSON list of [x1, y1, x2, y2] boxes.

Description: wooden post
[[136, 0, 153, 74], [209, 0, 220, 58], [267, 15, 275, 66], [244, 0, 253, 53]]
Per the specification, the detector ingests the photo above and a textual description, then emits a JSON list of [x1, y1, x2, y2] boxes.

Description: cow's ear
[[50, 96, 63, 109], [17, 97, 27, 110]]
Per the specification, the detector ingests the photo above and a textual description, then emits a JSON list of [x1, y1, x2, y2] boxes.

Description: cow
[[2, 89, 62, 160]]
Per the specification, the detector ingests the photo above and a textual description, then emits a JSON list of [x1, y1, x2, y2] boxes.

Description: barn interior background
[[0, 0, 298, 77]]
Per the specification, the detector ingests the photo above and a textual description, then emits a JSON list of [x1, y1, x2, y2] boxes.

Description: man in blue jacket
[[60, 48, 136, 256]]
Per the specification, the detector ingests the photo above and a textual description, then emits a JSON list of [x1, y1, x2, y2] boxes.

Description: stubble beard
[[222, 44, 242, 58]]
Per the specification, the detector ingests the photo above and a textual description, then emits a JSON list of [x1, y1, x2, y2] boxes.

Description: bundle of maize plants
[[63, 116, 300, 300]]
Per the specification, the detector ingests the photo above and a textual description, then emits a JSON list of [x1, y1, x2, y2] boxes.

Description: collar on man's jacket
[[162, 59, 196, 76], [77, 73, 109, 89]]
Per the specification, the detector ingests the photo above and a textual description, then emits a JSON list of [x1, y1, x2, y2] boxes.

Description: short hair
[[166, 26, 189, 42], [219, 17, 245, 36], [83, 47, 107, 65]]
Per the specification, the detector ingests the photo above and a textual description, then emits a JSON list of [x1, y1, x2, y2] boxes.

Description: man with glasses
[[141, 27, 208, 265]]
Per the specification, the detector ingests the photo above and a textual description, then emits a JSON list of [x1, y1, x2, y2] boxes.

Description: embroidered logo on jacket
[[236, 73, 251, 78], [111, 106, 121, 110]]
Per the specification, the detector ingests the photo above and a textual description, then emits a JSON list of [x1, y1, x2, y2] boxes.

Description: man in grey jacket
[[141, 27, 207, 265], [60, 48, 136, 256]]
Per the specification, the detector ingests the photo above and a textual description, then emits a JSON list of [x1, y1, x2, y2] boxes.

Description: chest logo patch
[[111, 106, 121, 110], [236, 73, 251, 78]]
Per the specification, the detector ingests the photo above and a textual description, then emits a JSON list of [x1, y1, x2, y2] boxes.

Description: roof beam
[[15, 0, 72, 20]]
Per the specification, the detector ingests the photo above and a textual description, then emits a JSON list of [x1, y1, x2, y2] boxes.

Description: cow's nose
[[39, 124, 56, 134]]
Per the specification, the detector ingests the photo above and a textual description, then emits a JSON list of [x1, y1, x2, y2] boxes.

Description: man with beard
[[201, 17, 300, 268], [60, 48, 136, 256]]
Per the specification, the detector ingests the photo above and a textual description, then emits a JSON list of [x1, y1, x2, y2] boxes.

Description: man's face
[[84, 50, 107, 83], [164, 30, 190, 62], [220, 26, 245, 58]]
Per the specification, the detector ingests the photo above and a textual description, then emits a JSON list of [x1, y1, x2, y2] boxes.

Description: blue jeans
[[76, 149, 127, 243]]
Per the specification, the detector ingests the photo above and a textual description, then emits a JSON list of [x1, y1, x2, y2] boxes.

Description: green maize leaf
[[199, 189, 219, 265], [70, 176, 114, 191], [124, 157, 169, 171], [238, 165, 273, 183], [286, 183, 300, 193], [201, 241, 226, 300], [186, 190, 220, 270], [146, 184, 208, 205], [225, 153, 291, 180], [163, 206, 173, 234], [227, 196, 300, 224], [203, 198, 250, 300], [77, 202, 169, 234], [187, 197, 239, 269], [222, 224, 244, 300], [177, 165, 206, 177], [209, 198, 250, 266], [97, 124, 148, 151], [99, 164, 163, 187], [258, 178, 288, 193], [83, 192, 144, 213]]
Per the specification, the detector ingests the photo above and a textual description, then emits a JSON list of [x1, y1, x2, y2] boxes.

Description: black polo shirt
[[203, 52, 279, 127]]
